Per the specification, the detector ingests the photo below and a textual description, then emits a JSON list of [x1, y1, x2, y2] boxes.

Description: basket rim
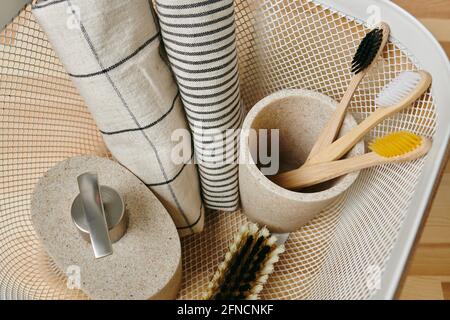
[[316, 0, 450, 300]]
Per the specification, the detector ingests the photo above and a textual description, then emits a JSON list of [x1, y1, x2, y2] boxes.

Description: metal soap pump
[[71, 173, 128, 259]]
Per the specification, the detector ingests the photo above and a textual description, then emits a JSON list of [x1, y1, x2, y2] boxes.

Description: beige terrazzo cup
[[239, 89, 365, 233]]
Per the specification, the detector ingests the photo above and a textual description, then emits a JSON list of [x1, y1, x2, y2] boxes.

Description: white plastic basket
[[0, 0, 449, 300]]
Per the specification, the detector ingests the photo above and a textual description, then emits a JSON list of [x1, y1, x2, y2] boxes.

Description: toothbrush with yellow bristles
[[305, 70, 432, 166], [272, 131, 432, 191]]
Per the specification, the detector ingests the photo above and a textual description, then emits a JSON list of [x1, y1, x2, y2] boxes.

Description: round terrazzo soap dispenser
[[31, 156, 182, 300]]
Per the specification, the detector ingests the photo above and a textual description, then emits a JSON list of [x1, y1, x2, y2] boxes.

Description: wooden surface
[[392, 0, 450, 300], [393, 0, 450, 58]]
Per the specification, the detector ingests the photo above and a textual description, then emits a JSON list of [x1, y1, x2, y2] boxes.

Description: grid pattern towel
[[156, 0, 243, 211], [33, 0, 204, 237]]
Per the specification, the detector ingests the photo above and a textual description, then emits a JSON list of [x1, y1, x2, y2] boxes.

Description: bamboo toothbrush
[[306, 23, 390, 163], [203, 223, 285, 300], [272, 131, 431, 191], [305, 70, 432, 165]]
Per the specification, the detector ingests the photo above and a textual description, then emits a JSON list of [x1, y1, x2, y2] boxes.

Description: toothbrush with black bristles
[[306, 23, 390, 163]]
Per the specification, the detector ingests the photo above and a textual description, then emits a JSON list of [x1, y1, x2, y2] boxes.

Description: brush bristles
[[369, 131, 423, 158], [203, 223, 284, 300], [351, 28, 383, 74], [376, 71, 423, 107]]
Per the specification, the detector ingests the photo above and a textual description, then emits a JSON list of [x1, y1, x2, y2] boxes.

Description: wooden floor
[[392, 0, 450, 300], [399, 160, 450, 300]]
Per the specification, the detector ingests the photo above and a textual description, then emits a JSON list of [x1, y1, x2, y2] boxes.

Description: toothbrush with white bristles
[[304, 70, 432, 166]]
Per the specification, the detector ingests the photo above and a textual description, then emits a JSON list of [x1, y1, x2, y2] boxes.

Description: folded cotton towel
[[33, 0, 204, 236], [156, 0, 242, 211]]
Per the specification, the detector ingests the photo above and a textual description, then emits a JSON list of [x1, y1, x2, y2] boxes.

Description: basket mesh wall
[[0, 0, 436, 299]]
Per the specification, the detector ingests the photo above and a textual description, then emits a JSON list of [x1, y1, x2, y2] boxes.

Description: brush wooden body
[[272, 137, 431, 191], [306, 70, 432, 165], [306, 23, 390, 163]]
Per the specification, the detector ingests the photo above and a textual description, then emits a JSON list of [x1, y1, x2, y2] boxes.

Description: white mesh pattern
[[0, 0, 437, 299]]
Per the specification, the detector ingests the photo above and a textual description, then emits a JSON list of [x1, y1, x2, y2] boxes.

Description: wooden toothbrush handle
[[306, 73, 365, 163], [306, 70, 431, 165], [272, 152, 382, 190], [307, 107, 392, 165]]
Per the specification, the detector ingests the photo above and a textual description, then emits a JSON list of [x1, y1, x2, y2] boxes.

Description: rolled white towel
[[32, 0, 204, 236]]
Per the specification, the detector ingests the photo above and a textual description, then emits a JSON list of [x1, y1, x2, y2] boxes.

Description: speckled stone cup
[[239, 89, 365, 233]]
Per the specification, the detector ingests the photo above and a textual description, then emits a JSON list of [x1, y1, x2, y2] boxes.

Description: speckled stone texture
[[31, 156, 181, 300], [239, 89, 365, 233]]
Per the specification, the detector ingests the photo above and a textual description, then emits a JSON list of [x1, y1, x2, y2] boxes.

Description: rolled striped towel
[[156, 0, 243, 211], [32, 0, 204, 236]]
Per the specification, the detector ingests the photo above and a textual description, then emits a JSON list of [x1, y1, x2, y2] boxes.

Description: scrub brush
[[273, 131, 431, 190], [306, 70, 432, 165], [203, 223, 285, 300], [306, 23, 390, 162]]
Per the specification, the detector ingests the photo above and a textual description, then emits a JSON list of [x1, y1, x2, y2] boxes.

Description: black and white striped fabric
[[33, 0, 204, 236], [156, 0, 242, 211]]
